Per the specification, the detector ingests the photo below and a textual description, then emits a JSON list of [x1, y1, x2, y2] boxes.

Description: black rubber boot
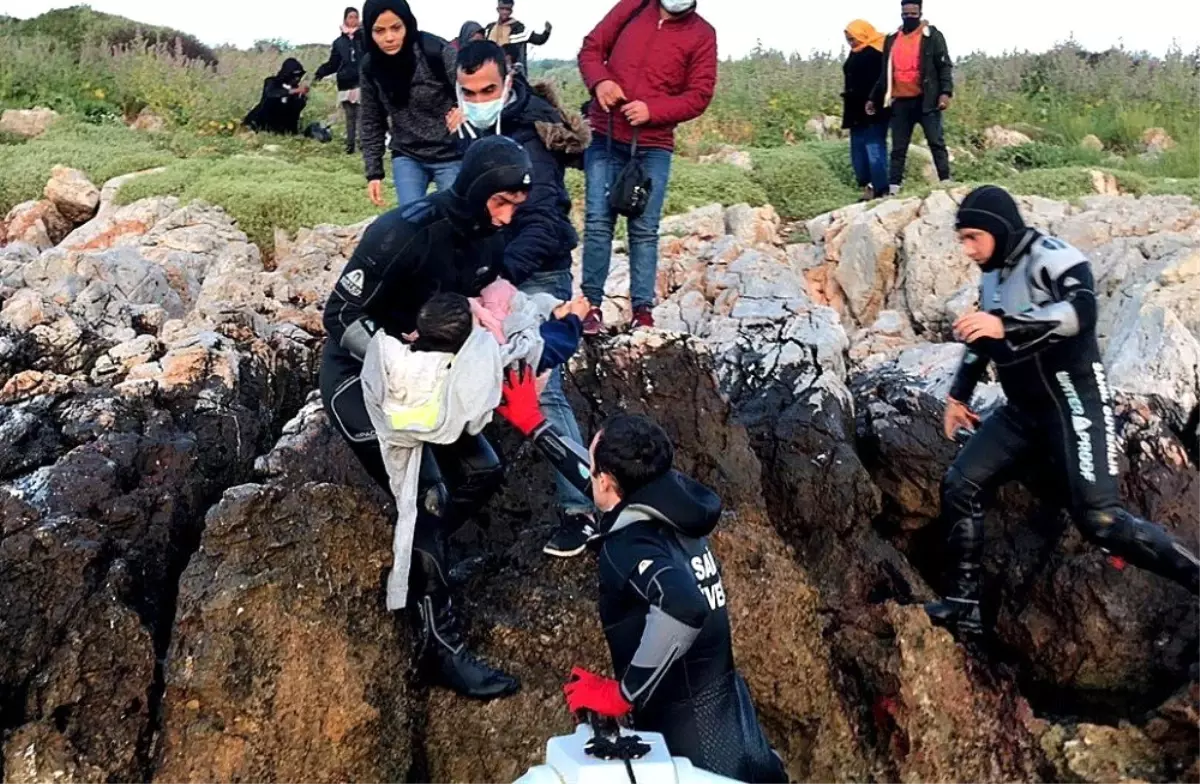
[[415, 591, 520, 700], [409, 544, 519, 700], [924, 516, 984, 636], [1086, 509, 1200, 594]]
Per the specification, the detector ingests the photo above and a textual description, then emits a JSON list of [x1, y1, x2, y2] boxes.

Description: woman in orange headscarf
[[842, 20, 889, 200]]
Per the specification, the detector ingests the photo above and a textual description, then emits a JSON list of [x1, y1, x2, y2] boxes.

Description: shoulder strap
[[605, 0, 652, 61], [420, 32, 452, 91]]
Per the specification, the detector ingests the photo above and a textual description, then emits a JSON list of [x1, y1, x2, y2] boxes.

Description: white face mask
[[457, 76, 512, 134], [660, 0, 696, 14]]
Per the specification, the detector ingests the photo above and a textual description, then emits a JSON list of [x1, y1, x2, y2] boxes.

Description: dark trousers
[[850, 123, 889, 196], [342, 101, 359, 154], [940, 368, 1199, 592], [889, 97, 950, 186], [318, 343, 504, 597]]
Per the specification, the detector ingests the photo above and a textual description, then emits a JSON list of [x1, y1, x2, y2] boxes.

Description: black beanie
[[956, 186, 1030, 272], [453, 135, 533, 221], [903, 0, 922, 6], [344, 6, 358, 19]]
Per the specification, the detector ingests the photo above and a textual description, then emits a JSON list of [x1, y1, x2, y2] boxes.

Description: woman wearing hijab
[[243, 57, 309, 135], [842, 20, 889, 201], [359, 0, 461, 207], [315, 7, 366, 155]]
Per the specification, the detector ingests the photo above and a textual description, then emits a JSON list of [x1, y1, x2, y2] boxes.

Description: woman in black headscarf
[[359, 0, 461, 207], [243, 57, 309, 135]]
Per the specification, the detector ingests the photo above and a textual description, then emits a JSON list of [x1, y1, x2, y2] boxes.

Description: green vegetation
[[1, 7, 1196, 253]]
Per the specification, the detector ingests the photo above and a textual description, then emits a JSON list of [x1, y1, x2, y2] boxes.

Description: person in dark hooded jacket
[[494, 368, 789, 783], [320, 136, 537, 701], [451, 40, 597, 559], [244, 58, 309, 135], [315, 7, 366, 154], [451, 21, 486, 52], [359, 0, 461, 208]]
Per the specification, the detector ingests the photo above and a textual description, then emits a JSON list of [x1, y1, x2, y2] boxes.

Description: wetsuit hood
[[956, 185, 1034, 272], [604, 470, 723, 538], [443, 134, 532, 232]]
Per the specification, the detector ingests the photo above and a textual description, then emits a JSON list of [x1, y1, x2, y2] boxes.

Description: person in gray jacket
[[359, 0, 461, 207]]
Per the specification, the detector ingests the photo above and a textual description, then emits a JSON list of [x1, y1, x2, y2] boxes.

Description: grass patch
[[749, 147, 859, 220], [666, 160, 767, 214], [0, 120, 176, 213], [114, 153, 378, 251]]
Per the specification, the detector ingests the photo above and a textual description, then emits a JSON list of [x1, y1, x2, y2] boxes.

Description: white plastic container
[[514, 724, 742, 784]]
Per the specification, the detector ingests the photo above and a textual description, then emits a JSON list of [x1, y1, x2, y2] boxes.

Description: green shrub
[[989, 142, 1108, 171], [7, 6, 217, 65], [749, 147, 859, 220], [114, 154, 377, 251], [0, 121, 175, 213], [666, 161, 767, 214], [1144, 178, 1200, 200]]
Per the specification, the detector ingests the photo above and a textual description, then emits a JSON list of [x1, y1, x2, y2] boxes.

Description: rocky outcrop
[[1081, 134, 1105, 152], [697, 144, 753, 171], [0, 200, 355, 782], [4, 199, 72, 250], [1141, 128, 1177, 157], [44, 167, 101, 225], [0, 107, 60, 138], [2, 188, 1197, 783], [985, 125, 1035, 149]]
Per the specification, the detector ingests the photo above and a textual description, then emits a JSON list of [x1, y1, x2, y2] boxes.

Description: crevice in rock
[[135, 364, 316, 782]]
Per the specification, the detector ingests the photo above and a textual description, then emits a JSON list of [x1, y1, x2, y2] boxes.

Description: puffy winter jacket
[[578, 0, 717, 151]]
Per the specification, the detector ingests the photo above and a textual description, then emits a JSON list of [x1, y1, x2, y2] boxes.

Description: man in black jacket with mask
[[320, 136, 534, 700], [451, 40, 597, 559], [925, 185, 1200, 635], [315, 7, 366, 155], [494, 367, 788, 783], [244, 58, 309, 135]]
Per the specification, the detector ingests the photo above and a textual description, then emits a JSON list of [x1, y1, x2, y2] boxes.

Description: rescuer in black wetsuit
[[925, 185, 1200, 634], [495, 366, 788, 783], [319, 135, 534, 699]]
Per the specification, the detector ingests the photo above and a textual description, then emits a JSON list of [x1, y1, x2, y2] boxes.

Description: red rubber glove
[[563, 667, 632, 718], [497, 362, 546, 437]]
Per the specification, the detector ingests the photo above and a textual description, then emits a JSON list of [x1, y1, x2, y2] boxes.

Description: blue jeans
[[581, 136, 673, 310], [850, 123, 889, 196], [518, 270, 593, 515], [392, 156, 461, 207]]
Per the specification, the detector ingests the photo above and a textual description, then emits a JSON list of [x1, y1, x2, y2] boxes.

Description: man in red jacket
[[577, 0, 717, 335]]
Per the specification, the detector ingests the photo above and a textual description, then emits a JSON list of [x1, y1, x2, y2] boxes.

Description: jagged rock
[[849, 309, 920, 369], [59, 196, 179, 252], [984, 125, 1035, 149], [5, 200, 72, 250], [836, 603, 1049, 781], [834, 198, 922, 326], [805, 114, 844, 141], [0, 107, 60, 138], [853, 348, 1199, 707], [1036, 720, 1168, 783], [1105, 299, 1200, 427], [724, 203, 780, 247], [1091, 168, 1121, 196], [660, 203, 725, 239], [1052, 195, 1200, 252], [895, 191, 977, 335], [1081, 134, 1105, 152], [0, 200, 339, 783], [697, 144, 753, 171], [1141, 127, 1177, 156], [154, 483, 410, 783], [0, 288, 55, 332], [44, 166, 100, 225], [130, 108, 167, 133]]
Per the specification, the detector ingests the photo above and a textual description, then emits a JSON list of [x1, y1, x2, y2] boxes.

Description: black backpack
[[606, 115, 652, 219]]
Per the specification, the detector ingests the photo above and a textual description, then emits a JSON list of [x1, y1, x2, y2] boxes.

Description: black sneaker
[[543, 513, 597, 558]]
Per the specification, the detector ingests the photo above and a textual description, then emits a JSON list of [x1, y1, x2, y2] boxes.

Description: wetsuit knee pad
[[1077, 507, 1122, 543]]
